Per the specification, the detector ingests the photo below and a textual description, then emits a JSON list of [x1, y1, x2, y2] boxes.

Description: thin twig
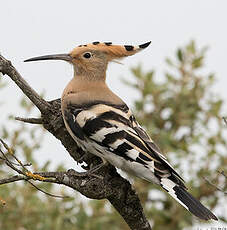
[[0, 138, 28, 172], [204, 177, 227, 195], [0, 172, 59, 185], [0, 147, 23, 175], [223, 117, 227, 126], [27, 180, 69, 199], [217, 170, 227, 179], [5, 158, 25, 175], [0, 174, 68, 199], [0, 139, 68, 199], [15, 116, 43, 124], [0, 156, 32, 167], [0, 175, 26, 185]]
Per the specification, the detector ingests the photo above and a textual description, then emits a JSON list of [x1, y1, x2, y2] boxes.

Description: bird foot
[[76, 152, 90, 165], [67, 161, 108, 180], [67, 168, 103, 180]]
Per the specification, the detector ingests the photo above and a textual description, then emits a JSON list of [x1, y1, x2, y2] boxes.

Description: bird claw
[[67, 161, 107, 180], [88, 160, 108, 174], [67, 169, 87, 177], [87, 173, 103, 180], [76, 152, 90, 165]]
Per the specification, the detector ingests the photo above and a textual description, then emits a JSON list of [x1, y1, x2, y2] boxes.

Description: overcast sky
[[1, 1, 227, 227]]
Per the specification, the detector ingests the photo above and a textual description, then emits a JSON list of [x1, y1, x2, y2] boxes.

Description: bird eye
[[83, 52, 92, 59]]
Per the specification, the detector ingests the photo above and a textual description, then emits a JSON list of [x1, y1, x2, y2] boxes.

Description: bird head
[[24, 41, 151, 80]]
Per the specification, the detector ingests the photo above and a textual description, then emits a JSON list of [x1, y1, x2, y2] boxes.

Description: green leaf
[[177, 48, 183, 62], [192, 56, 204, 69], [186, 40, 196, 54]]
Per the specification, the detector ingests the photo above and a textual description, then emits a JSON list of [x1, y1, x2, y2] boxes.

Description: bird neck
[[73, 63, 107, 81], [62, 75, 106, 101], [64, 76, 106, 93], [61, 76, 124, 106]]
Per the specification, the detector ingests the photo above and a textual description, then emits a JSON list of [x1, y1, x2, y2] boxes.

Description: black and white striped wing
[[63, 101, 218, 221], [64, 102, 183, 182], [64, 102, 143, 161]]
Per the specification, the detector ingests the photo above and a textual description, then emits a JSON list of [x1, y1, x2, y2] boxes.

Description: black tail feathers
[[172, 186, 218, 220], [160, 177, 218, 221]]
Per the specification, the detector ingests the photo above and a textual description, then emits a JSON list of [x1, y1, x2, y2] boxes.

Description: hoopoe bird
[[25, 41, 217, 221]]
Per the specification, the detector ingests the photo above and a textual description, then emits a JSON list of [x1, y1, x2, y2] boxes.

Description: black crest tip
[[124, 45, 134, 51], [104, 42, 112, 46], [92, 41, 100, 45], [139, 41, 151, 49]]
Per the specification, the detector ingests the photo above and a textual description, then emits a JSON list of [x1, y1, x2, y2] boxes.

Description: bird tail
[[160, 177, 218, 220]]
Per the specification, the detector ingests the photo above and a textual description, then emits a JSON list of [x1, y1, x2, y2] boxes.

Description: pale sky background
[[1, 0, 227, 228]]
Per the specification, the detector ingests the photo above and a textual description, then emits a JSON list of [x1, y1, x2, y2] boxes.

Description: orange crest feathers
[[23, 41, 151, 64], [75, 41, 151, 60]]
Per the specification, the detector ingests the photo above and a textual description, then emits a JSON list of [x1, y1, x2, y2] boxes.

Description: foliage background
[[0, 42, 226, 229]]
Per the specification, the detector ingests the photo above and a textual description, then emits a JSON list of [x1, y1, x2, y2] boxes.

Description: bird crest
[[72, 41, 151, 60], [24, 41, 151, 77], [24, 41, 151, 63]]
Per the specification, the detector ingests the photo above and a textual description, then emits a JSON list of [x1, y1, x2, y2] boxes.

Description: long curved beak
[[24, 53, 72, 62]]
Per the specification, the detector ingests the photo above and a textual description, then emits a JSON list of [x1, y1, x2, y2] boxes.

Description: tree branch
[[27, 180, 69, 199], [0, 54, 152, 230], [0, 55, 52, 114], [218, 170, 227, 179], [203, 177, 227, 195], [0, 175, 26, 185], [15, 116, 43, 124], [223, 117, 227, 126]]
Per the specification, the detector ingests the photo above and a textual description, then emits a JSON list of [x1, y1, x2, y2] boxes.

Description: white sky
[[1, 0, 227, 228]]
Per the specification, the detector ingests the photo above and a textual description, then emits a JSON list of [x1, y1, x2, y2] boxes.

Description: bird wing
[[131, 118, 185, 182], [64, 101, 184, 184], [64, 101, 218, 221]]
